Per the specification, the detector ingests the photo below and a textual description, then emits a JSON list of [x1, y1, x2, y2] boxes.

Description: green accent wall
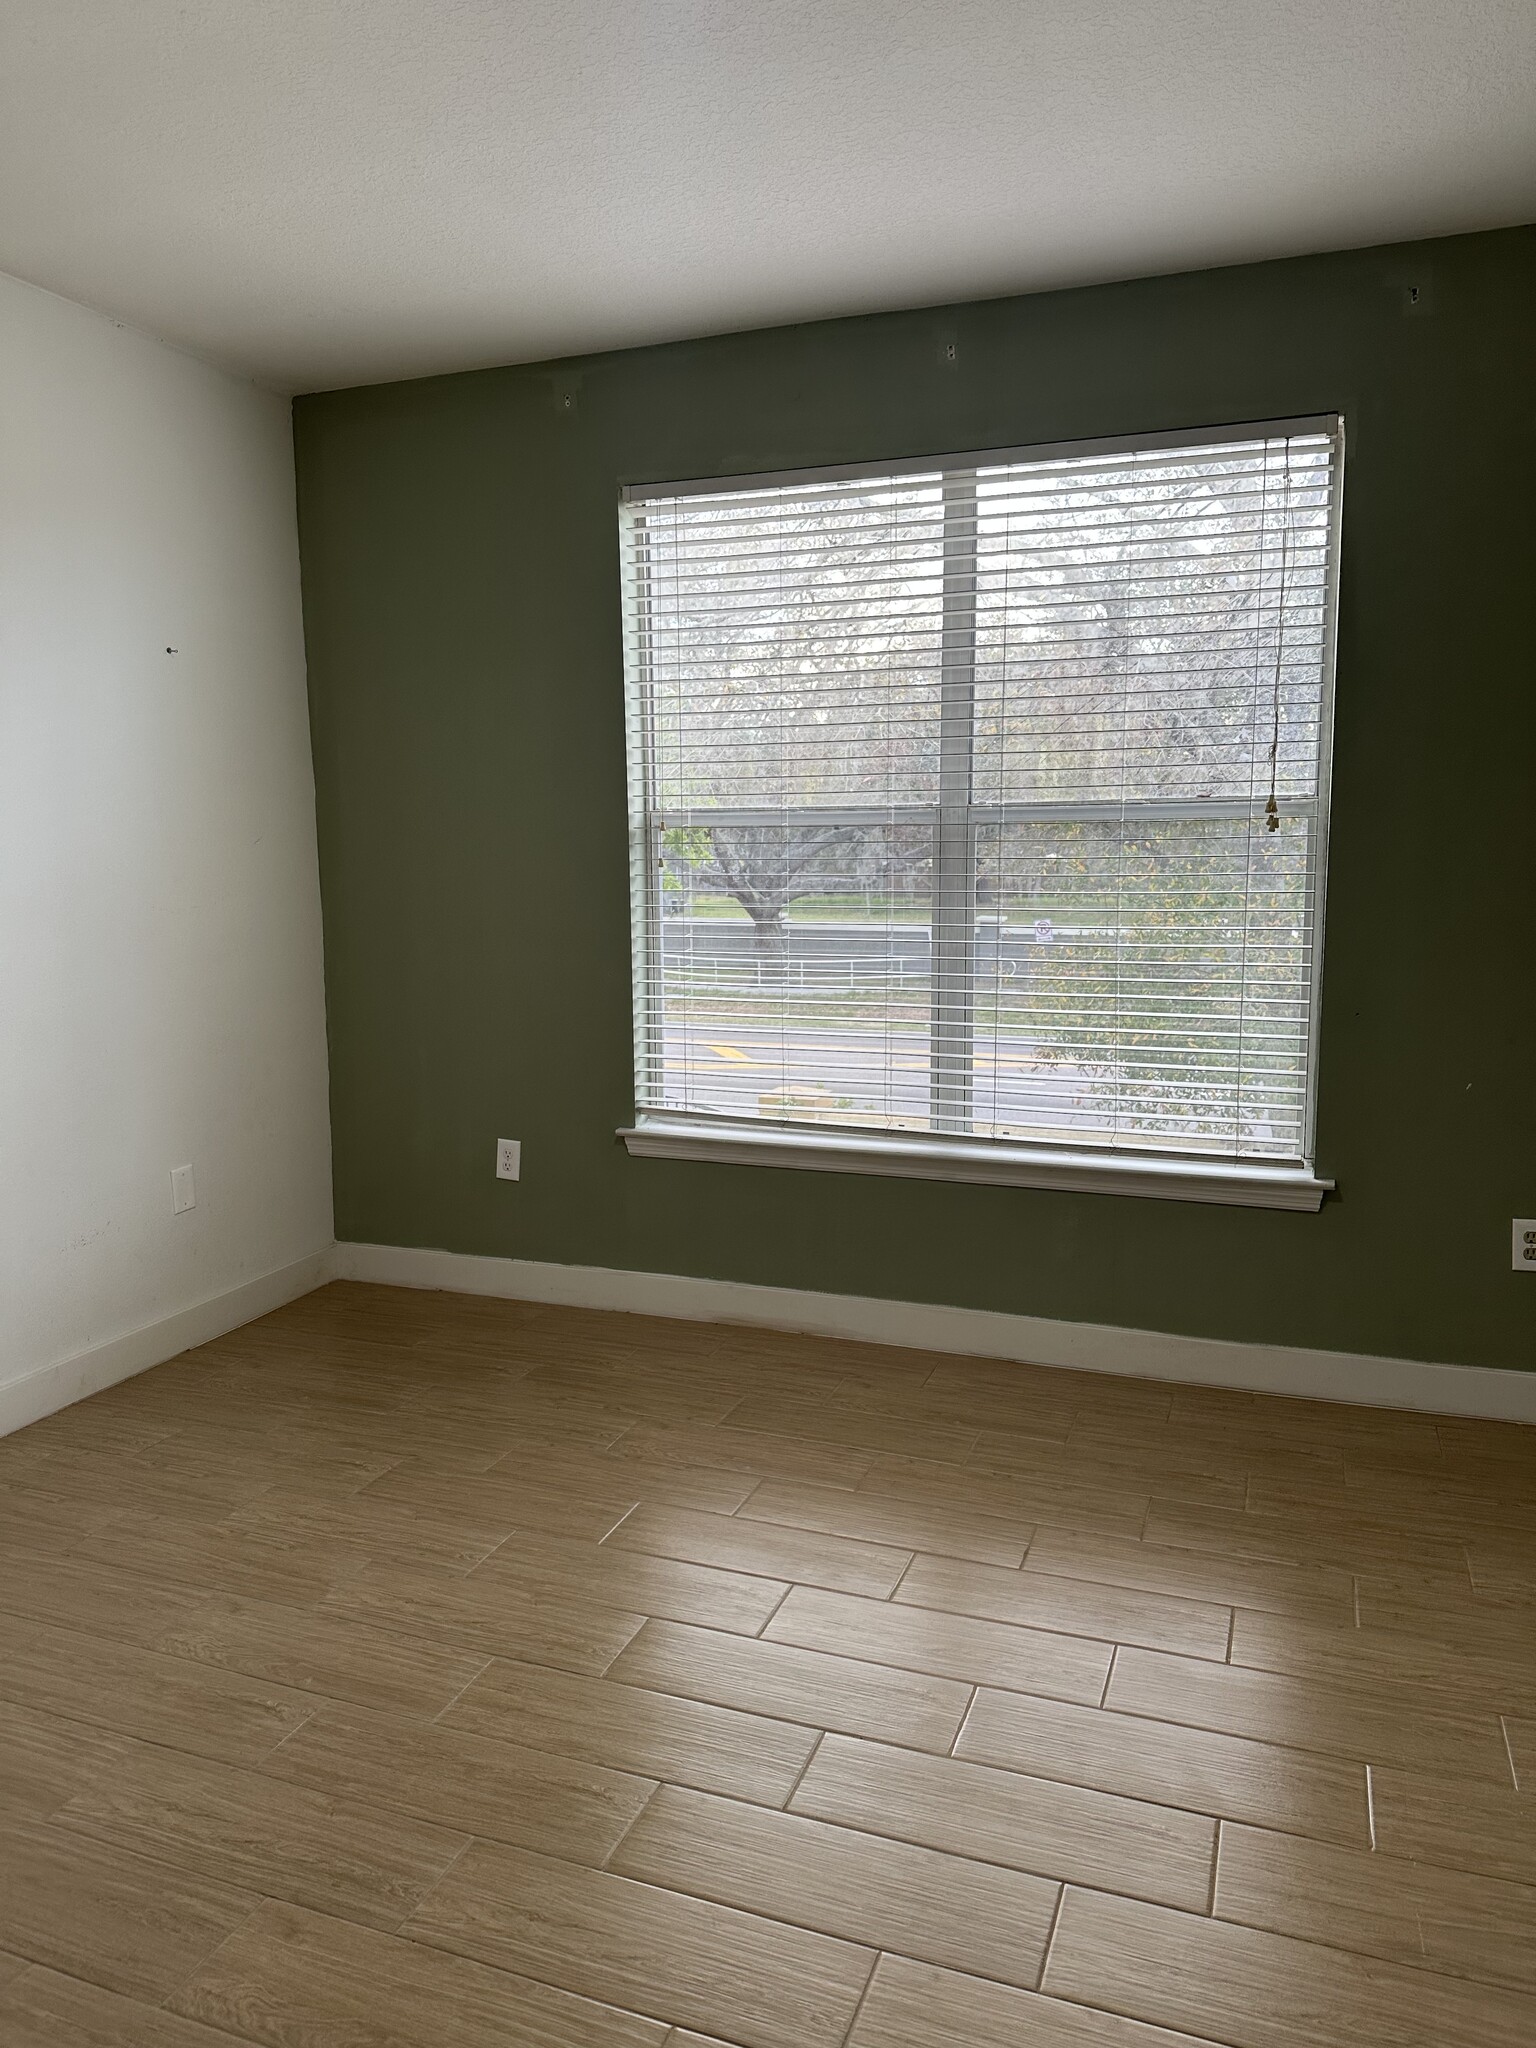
[[295, 226, 1535, 1375]]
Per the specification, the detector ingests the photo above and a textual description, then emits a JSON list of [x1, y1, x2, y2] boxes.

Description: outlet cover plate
[[170, 1163, 196, 1214], [496, 1138, 521, 1182], [1514, 1219, 1536, 1272]]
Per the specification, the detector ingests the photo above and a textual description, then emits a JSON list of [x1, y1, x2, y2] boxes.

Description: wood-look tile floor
[[1, 1283, 1532, 2047]]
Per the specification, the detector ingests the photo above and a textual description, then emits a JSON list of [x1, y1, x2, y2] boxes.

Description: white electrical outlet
[[1514, 1220, 1536, 1272], [495, 1138, 521, 1182], [170, 1163, 196, 1214]]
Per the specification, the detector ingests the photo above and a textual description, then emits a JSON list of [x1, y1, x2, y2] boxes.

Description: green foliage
[[662, 825, 713, 870]]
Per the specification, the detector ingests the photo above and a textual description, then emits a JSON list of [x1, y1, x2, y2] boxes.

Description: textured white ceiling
[[1, 1, 1532, 393]]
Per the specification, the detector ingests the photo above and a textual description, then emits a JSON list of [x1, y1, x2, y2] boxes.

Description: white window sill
[[617, 1115, 1333, 1211]]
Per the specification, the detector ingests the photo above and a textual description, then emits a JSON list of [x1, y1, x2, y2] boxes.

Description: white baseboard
[[332, 1241, 1536, 1425], [0, 1250, 332, 1439], [9, 1239, 1527, 1435]]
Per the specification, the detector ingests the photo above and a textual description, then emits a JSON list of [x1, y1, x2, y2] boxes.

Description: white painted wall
[[0, 271, 332, 1424]]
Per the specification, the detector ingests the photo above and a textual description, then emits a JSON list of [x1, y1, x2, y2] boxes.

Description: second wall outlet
[[170, 1163, 196, 1214], [1514, 1219, 1536, 1271], [495, 1138, 521, 1181]]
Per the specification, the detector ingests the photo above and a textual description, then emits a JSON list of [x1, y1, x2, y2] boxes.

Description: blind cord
[[1264, 447, 1293, 833]]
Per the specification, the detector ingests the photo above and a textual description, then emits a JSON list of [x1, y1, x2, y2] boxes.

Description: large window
[[619, 420, 1342, 1207]]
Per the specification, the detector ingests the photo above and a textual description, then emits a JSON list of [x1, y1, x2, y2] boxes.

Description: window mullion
[[931, 471, 978, 1135]]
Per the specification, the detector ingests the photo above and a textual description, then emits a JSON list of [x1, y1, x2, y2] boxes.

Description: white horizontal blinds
[[624, 472, 946, 1132], [621, 421, 1339, 1163], [637, 475, 947, 811], [966, 432, 1336, 1159]]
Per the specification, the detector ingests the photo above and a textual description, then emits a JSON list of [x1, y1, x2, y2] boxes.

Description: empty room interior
[[2, 4, 1535, 2044]]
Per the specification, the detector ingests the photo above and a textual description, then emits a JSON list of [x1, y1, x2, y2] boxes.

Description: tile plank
[[606, 1502, 912, 1598], [1144, 1498, 1469, 1575], [441, 1658, 816, 1806], [70, 1512, 355, 1607], [1024, 1527, 1354, 1620], [975, 1431, 1245, 1510], [957, 1688, 1369, 1844], [321, 1559, 645, 1672], [0, 1552, 213, 1652], [140, 1423, 400, 1501], [735, 1476, 1031, 1567], [404, 1838, 874, 2048], [0, 1611, 320, 1766], [722, 1393, 979, 1463], [610, 1423, 876, 1490], [56, 1740, 466, 1930], [1216, 1821, 1536, 1993], [0, 1699, 133, 1820], [259, 1700, 655, 1864], [374, 1448, 756, 1522], [611, 1783, 1059, 1987], [825, 1380, 1077, 1440], [472, 1530, 789, 1634], [792, 1734, 1214, 1910], [5, 1444, 269, 1519], [1045, 1885, 1536, 2048], [0, 1814, 257, 1999], [223, 1493, 513, 1573], [1506, 1716, 1534, 1789], [1106, 1645, 1517, 1783], [0, 1967, 249, 2048], [861, 1455, 1148, 1539], [609, 1618, 971, 1752], [848, 1953, 1217, 2048], [0, 1484, 122, 1557], [926, 1357, 1173, 1423], [171, 1897, 668, 2047], [1467, 1545, 1536, 1603], [1355, 1565, 1536, 1631], [1230, 1609, 1535, 1712], [1370, 1767, 1536, 1885], [765, 1584, 1111, 1701], [152, 1590, 490, 1717], [1254, 1470, 1536, 1539], [360, 1463, 640, 1540], [895, 1552, 1232, 1659]]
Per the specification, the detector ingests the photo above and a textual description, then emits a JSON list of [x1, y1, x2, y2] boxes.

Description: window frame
[[617, 416, 1343, 1210]]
